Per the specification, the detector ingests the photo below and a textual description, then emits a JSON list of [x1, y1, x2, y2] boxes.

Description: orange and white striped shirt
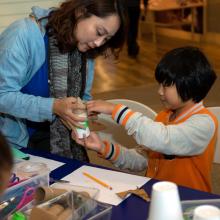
[[100, 102, 218, 192]]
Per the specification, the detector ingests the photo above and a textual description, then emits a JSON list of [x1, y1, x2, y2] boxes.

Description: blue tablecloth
[[22, 148, 220, 220]]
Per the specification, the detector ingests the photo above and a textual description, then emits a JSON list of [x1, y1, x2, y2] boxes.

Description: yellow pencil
[[83, 172, 113, 190]]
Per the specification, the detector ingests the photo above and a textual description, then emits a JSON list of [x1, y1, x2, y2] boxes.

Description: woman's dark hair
[[0, 132, 13, 170], [46, 0, 127, 58], [155, 46, 217, 103]]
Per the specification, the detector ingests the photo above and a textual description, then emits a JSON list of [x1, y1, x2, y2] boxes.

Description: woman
[[0, 0, 126, 161]]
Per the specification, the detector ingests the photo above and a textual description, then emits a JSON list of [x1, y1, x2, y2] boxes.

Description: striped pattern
[[112, 104, 135, 126], [99, 141, 120, 162]]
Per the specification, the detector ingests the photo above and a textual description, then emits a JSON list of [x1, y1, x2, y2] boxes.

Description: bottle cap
[[12, 212, 26, 220]]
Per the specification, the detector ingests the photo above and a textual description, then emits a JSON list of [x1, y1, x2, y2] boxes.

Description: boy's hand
[[86, 100, 116, 116], [72, 131, 103, 153]]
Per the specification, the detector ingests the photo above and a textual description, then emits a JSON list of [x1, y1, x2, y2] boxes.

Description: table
[[22, 148, 220, 220], [146, 0, 207, 42]]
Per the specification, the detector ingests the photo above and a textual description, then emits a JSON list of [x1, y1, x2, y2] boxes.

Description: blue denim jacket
[[0, 7, 94, 148]]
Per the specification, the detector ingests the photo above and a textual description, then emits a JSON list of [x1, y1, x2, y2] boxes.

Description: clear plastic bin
[[51, 184, 112, 220], [0, 172, 49, 203], [23, 190, 112, 220], [84, 202, 112, 220], [51, 183, 99, 199], [181, 199, 220, 220], [0, 171, 49, 219]]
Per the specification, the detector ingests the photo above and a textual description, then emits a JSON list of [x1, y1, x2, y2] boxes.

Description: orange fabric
[[112, 104, 123, 120], [99, 141, 111, 158], [146, 108, 218, 192], [122, 111, 135, 126], [111, 144, 120, 161]]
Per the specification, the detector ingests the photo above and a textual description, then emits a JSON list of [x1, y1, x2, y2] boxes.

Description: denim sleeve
[[0, 20, 54, 122], [83, 59, 94, 101]]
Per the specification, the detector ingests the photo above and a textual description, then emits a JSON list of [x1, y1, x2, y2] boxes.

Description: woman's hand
[[72, 131, 103, 153], [53, 97, 86, 128], [86, 100, 116, 116]]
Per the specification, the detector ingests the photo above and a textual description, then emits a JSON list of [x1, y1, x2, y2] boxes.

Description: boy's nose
[[158, 85, 164, 95]]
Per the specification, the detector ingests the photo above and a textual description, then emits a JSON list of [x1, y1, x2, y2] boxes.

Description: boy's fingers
[[83, 134, 87, 146], [88, 114, 99, 120], [83, 134, 91, 148], [74, 137, 84, 145], [71, 129, 76, 139], [71, 128, 81, 143]]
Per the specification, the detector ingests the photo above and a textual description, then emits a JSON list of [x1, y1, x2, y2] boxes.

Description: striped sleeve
[[99, 141, 121, 162], [98, 141, 148, 171], [112, 104, 135, 126]]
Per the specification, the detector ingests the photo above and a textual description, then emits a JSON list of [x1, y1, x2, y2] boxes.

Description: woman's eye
[[96, 30, 103, 36]]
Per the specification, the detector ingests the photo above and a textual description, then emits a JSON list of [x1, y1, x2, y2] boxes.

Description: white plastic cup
[[148, 181, 184, 220], [75, 112, 90, 139], [193, 205, 220, 220]]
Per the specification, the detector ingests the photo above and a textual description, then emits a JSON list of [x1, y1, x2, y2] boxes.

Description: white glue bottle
[[74, 98, 90, 139]]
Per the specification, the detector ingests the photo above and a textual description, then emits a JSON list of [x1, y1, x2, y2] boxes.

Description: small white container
[[193, 205, 220, 220], [75, 112, 90, 139]]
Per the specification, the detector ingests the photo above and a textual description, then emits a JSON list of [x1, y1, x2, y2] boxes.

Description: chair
[[207, 107, 220, 164], [97, 99, 157, 147]]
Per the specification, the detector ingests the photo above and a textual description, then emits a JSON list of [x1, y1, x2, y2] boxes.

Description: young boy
[[0, 132, 13, 195], [73, 47, 217, 192]]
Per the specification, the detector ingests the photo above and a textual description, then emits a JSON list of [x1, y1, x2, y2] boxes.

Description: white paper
[[28, 155, 65, 171], [62, 165, 150, 205]]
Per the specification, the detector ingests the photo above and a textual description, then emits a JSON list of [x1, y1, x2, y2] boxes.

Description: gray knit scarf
[[48, 35, 89, 162]]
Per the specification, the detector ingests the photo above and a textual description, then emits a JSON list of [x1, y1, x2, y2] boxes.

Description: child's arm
[[72, 131, 147, 172], [111, 104, 216, 156], [86, 100, 116, 115]]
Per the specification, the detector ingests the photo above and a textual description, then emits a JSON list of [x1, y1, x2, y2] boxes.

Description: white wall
[[0, 0, 61, 33]]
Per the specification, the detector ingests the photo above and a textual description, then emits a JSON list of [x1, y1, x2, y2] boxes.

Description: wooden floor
[[92, 34, 220, 95]]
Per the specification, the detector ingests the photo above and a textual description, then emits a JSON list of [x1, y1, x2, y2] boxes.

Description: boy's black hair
[[0, 131, 13, 169], [155, 46, 216, 103]]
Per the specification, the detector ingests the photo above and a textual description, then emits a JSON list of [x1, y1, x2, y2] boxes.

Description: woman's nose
[[94, 36, 105, 47]]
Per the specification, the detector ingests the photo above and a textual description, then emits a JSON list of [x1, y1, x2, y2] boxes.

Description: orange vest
[[146, 107, 217, 192]]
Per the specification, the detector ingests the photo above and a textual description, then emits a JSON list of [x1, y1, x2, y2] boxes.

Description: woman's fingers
[[53, 97, 87, 123], [60, 118, 72, 130], [65, 115, 85, 128]]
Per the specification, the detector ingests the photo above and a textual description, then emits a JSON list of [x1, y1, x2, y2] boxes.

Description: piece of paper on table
[[62, 165, 150, 205], [28, 155, 65, 171]]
